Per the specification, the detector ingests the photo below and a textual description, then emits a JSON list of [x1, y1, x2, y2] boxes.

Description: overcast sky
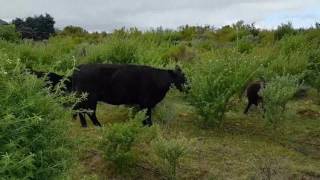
[[0, 0, 319, 32]]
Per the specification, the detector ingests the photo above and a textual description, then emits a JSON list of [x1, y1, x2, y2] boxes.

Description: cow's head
[[169, 65, 188, 92]]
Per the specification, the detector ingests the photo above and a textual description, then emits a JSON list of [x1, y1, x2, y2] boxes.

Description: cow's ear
[[175, 65, 182, 72]]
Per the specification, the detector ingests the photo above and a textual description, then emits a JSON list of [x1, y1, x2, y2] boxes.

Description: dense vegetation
[[0, 15, 320, 179]]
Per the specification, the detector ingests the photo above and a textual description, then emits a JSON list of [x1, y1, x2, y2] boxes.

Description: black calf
[[244, 80, 265, 114]]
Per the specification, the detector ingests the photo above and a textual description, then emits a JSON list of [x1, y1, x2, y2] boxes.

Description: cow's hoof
[[72, 114, 78, 120], [95, 124, 102, 127]]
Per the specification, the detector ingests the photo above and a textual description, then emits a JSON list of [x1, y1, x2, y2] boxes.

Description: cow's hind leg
[[142, 108, 153, 127], [88, 111, 102, 127], [86, 97, 101, 127], [79, 113, 88, 128], [244, 102, 252, 114], [72, 113, 78, 120]]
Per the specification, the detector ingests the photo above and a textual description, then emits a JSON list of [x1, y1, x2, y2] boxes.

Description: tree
[[12, 14, 55, 40]]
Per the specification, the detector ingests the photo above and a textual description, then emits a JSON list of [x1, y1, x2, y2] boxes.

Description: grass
[[67, 91, 320, 180]]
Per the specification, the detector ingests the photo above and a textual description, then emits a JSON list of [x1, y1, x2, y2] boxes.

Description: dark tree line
[[12, 14, 55, 40]]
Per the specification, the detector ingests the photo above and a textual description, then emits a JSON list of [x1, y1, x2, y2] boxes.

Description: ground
[[67, 91, 320, 180]]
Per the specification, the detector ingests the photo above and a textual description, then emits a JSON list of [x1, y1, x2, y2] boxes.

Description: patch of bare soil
[[297, 109, 320, 118], [291, 131, 320, 159], [81, 150, 107, 176]]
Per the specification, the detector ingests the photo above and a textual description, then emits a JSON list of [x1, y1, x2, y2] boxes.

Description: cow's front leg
[[142, 108, 153, 127], [79, 113, 88, 128]]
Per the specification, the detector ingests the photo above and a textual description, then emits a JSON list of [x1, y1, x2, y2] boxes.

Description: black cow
[[71, 64, 187, 127], [244, 80, 265, 114]]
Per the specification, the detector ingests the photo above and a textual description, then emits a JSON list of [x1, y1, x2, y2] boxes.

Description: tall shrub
[[187, 53, 261, 127], [261, 75, 300, 127], [99, 110, 157, 175], [304, 49, 320, 92], [0, 53, 74, 179], [151, 135, 193, 180], [105, 37, 138, 64]]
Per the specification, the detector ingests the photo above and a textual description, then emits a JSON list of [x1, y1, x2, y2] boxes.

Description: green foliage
[[151, 135, 193, 180], [304, 49, 320, 91], [214, 21, 259, 44], [60, 25, 88, 37], [105, 38, 138, 64], [214, 25, 236, 43], [101, 123, 137, 173], [262, 75, 300, 127], [153, 98, 177, 125], [99, 111, 153, 174], [162, 44, 196, 62], [274, 22, 296, 40], [237, 35, 258, 53], [268, 35, 309, 76], [84, 37, 138, 64], [187, 52, 261, 127], [0, 53, 74, 179], [178, 25, 197, 41], [0, 25, 21, 42]]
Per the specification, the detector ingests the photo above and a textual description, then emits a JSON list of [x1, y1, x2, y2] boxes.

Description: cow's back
[[105, 65, 172, 107], [72, 64, 122, 93]]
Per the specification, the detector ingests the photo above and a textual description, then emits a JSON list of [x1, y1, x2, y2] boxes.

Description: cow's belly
[[99, 90, 167, 108], [100, 92, 139, 106]]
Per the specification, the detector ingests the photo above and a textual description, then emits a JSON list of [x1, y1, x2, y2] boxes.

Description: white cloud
[[0, 0, 319, 31]]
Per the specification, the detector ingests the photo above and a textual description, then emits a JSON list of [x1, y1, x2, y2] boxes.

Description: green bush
[[151, 135, 193, 180], [0, 25, 21, 42], [0, 53, 74, 179], [267, 35, 309, 76], [186, 53, 261, 127], [84, 37, 138, 64], [304, 49, 320, 92], [101, 123, 137, 173], [7, 37, 77, 71], [162, 44, 196, 62], [237, 35, 257, 54], [153, 98, 177, 125], [99, 111, 152, 174], [261, 75, 300, 127], [59, 25, 88, 37]]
